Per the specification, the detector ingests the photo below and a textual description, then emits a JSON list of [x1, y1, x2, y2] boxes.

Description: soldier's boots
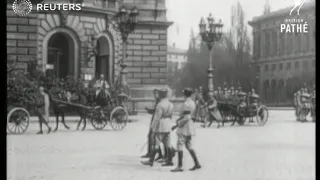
[[154, 149, 164, 161], [162, 147, 174, 166], [188, 149, 201, 171], [141, 141, 152, 158], [171, 151, 183, 172], [141, 149, 157, 167]]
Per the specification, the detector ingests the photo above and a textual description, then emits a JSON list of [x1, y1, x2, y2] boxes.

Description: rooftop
[[167, 43, 187, 55]]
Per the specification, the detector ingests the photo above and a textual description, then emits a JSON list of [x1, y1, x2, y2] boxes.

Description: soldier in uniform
[[36, 86, 52, 134], [141, 88, 174, 167], [142, 89, 161, 158], [310, 87, 316, 122], [195, 86, 206, 123], [293, 89, 300, 121], [171, 88, 201, 172], [202, 91, 223, 128], [300, 87, 311, 122]]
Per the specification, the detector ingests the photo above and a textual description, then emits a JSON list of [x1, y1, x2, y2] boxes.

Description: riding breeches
[[154, 132, 170, 150]]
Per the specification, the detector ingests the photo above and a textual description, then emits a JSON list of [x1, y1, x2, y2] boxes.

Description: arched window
[[280, 33, 285, 55]]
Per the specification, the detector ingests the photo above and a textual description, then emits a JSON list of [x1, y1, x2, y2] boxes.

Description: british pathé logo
[[280, 0, 308, 33], [12, 0, 32, 16]]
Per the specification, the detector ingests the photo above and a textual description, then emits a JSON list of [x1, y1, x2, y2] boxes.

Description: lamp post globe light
[[199, 13, 223, 93]]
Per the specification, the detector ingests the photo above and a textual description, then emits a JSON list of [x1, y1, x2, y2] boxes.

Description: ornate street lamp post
[[116, 6, 139, 90], [199, 13, 223, 93]]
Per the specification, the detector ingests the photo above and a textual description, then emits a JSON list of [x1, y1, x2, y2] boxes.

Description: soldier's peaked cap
[[182, 88, 193, 94], [158, 88, 168, 93]]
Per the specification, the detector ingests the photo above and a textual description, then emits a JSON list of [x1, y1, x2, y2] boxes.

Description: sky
[[166, 0, 312, 50]]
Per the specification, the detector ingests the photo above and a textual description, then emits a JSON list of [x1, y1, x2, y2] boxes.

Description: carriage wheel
[[90, 109, 108, 130], [110, 106, 128, 131], [7, 108, 30, 134], [256, 105, 269, 126]]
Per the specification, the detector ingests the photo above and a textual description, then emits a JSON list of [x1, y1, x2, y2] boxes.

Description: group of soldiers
[[293, 86, 316, 122], [193, 85, 260, 125], [141, 88, 201, 172]]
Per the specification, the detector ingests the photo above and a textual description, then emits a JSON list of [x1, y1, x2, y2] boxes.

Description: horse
[[49, 87, 89, 132]]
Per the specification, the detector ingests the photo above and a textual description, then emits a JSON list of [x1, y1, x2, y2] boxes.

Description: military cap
[[217, 86, 222, 89], [231, 86, 235, 90], [182, 87, 193, 94], [158, 88, 168, 92], [238, 92, 247, 96]]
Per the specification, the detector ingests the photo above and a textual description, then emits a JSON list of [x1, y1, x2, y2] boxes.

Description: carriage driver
[[94, 74, 111, 99]]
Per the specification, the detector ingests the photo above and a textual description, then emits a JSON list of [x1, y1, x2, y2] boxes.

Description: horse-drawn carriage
[[49, 74, 129, 131], [214, 92, 269, 127], [7, 69, 37, 134]]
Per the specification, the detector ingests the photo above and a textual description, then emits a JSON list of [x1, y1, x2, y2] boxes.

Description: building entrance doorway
[[47, 32, 75, 78], [95, 36, 111, 82]]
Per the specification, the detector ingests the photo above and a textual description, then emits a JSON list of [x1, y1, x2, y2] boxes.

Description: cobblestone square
[[7, 111, 315, 180]]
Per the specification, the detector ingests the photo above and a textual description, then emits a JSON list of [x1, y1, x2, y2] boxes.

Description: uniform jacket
[[177, 97, 196, 136], [150, 98, 174, 133]]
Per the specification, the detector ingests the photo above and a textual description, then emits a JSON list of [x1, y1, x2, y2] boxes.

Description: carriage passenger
[[94, 74, 111, 99], [238, 92, 247, 108]]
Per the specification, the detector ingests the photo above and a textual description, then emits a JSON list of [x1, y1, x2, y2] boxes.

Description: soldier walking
[[142, 89, 162, 159], [36, 86, 52, 134], [171, 88, 201, 172], [141, 88, 174, 167]]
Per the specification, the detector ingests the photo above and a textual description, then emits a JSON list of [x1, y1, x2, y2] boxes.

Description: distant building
[[248, 1, 315, 106], [167, 43, 187, 71]]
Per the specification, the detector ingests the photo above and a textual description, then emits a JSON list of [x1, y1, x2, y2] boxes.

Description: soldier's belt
[[183, 111, 191, 115], [161, 116, 172, 119]]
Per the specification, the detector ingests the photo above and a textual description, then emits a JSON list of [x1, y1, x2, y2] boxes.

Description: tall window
[[280, 33, 285, 55], [272, 64, 276, 71], [265, 32, 270, 57], [265, 64, 269, 72], [256, 65, 260, 73], [295, 33, 301, 53], [305, 33, 310, 52], [273, 31, 278, 56], [303, 61, 308, 71], [295, 61, 300, 69], [279, 63, 283, 71], [286, 62, 291, 70]]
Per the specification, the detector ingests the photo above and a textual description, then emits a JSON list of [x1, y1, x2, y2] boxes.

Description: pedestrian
[[142, 89, 162, 159], [171, 88, 201, 172], [141, 88, 174, 167], [36, 86, 52, 134]]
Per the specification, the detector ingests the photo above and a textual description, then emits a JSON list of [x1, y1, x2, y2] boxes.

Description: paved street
[[7, 110, 315, 180]]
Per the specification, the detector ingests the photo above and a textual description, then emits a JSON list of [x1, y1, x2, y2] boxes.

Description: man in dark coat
[[142, 89, 161, 158]]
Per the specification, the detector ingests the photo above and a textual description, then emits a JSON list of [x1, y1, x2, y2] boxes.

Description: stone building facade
[[7, 0, 172, 98], [248, 1, 315, 106]]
